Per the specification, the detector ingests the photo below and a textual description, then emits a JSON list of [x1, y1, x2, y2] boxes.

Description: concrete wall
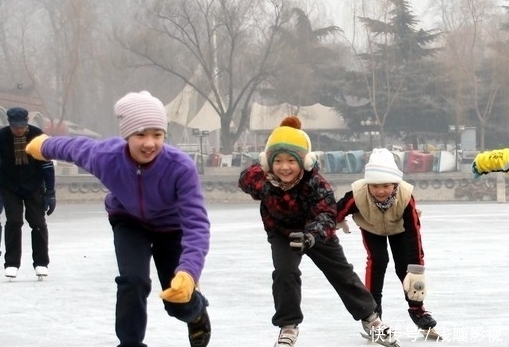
[[54, 169, 502, 204]]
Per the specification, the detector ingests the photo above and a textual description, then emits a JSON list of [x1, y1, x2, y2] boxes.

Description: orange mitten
[[26, 134, 50, 160], [160, 271, 195, 303]]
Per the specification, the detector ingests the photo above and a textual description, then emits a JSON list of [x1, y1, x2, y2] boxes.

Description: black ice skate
[[408, 307, 443, 341], [188, 308, 211, 347], [408, 307, 436, 329]]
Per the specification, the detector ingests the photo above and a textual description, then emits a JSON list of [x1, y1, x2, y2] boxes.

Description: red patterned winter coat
[[238, 163, 337, 241]]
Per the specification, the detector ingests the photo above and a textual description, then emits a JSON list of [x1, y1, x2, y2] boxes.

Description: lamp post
[[448, 124, 465, 172], [192, 128, 210, 175], [361, 118, 380, 150]]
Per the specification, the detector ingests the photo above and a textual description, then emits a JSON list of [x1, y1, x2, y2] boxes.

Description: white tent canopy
[[186, 95, 222, 132], [165, 83, 198, 127], [165, 86, 221, 132], [249, 102, 347, 131]]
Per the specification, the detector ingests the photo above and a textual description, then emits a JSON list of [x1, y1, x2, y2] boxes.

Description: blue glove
[[44, 190, 56, 216], [289, 232, 315, 252]]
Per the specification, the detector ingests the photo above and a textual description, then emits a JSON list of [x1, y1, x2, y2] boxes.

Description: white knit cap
[[364, 148, 403, 184], [114, 91, 167, 139]]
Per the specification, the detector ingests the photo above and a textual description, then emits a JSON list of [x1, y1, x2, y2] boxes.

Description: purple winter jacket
[[41, 136, 210, 281]]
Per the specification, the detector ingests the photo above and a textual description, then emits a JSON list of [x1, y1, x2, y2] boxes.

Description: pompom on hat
[[114, 91, 168, 139], [259, 116, 316, 171], [364, 148, 403, 184]]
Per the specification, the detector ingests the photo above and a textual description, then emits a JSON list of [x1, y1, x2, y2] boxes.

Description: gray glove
[[289, 232, 315, 252]]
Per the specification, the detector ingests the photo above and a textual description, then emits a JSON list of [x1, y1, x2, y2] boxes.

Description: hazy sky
[[320, 0, 505, 43], [315, 0, 434, 46]]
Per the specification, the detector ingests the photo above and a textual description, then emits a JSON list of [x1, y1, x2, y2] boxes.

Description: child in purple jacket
[[26, 91, 211, 347]]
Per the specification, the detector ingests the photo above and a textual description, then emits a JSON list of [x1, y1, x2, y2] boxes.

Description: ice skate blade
[[420, 328, 443, 341], [360, 332, 400, 347], [37, 275, 47, 281]]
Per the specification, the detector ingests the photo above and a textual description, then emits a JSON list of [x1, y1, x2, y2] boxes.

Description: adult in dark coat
[[0, 107, 55, 279]]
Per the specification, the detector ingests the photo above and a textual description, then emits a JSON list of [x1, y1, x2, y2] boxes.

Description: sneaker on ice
[[35, 266, 48, 277], [274, 325, 299, 347], [362, 313, 396, 342], [187, 308, 211, 347], [5, 267, 18, 278], [408, 307, 437, 330]]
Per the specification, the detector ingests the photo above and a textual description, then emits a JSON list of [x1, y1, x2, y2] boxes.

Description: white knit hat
[[364, 148, 403, 184], [114, 91, 167, 139]]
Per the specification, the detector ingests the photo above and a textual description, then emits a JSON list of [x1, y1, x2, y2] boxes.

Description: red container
[[404, 151, 434, 173], [207, 153, 222, 167]]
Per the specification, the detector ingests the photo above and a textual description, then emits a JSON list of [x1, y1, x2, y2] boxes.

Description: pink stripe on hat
[[114, 91, 167, 138]]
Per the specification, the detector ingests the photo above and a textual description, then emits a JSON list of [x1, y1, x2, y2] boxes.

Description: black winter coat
[[0, 125, 54, 197]]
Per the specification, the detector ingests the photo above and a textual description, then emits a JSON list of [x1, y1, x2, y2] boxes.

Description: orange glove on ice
[[26, 134, 50, 161], [160, 271, 195, 303]]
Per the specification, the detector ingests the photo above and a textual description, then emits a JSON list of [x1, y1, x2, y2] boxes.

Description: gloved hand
[[471, 148, 509, 179], [403, 264, 427, 302], [26, 134, 50, 161], [44, 190, 56, 216], [289, 232, 315, 252], [336, 220, 350, 234], [471, 161, 482, 180], [160, 271, 195, 303]]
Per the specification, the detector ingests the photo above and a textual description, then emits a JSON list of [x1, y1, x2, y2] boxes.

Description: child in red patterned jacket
[[238, 116, 397, 347]]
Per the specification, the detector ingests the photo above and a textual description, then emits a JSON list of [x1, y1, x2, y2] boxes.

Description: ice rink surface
[[0, 201, 508, 346]]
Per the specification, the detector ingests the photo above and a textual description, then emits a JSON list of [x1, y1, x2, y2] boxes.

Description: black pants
[[361, 229, 424, 308], [110, 216, 209, 347], [0, 187, 49, 269], [0, 194, 3, 256], [268, 232, 376, 327]]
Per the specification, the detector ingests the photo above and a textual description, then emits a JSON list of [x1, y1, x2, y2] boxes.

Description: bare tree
[[432, 0, 506, 150], [260, 7, 343, 106], [116, 0, 287, 153], [3, 0, 100, 125]]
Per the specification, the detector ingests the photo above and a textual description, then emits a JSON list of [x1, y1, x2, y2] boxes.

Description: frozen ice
[[0, 202, 508, 346]]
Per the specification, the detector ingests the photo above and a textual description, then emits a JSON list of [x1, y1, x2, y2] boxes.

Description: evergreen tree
[[337, 0, 447, 147], [259, 7, 344, 107]]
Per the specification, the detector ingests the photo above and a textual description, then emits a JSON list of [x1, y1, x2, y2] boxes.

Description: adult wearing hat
[[0, 107, 55, 279]]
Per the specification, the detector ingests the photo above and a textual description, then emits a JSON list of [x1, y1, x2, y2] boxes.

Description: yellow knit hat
[[259, 116, 316, 171]]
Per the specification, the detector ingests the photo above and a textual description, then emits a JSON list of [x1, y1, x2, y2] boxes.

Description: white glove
[[289, 232, 315, 252], [336, 220, 350, 234], [403, 264, 427, 302]]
